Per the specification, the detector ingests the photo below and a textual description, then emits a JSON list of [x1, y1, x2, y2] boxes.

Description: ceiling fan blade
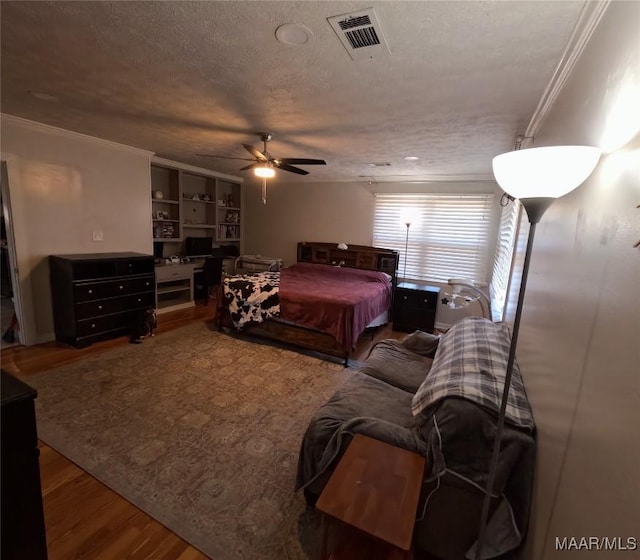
[[276, 163, 309, 175], [277, 158, 326, 165], [196, 154, 255, 161], [239, 163, 259, 171], [243, 144, 268, 161]]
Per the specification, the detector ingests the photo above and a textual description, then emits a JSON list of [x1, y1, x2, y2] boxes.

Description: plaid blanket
[[411, 316, 534, 430], [223, 272, 280, 328]]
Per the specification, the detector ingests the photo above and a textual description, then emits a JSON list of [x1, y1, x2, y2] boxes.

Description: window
[[489, 199, 521, 321], [373, 193, 495, 284]]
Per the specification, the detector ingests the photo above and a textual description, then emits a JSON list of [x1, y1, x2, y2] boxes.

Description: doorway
[[1, 161, 22, 349]]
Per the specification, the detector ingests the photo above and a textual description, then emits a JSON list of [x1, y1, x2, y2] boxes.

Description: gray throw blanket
[[295, 371, 426, 491], [415, 397, 535, 559], [296, 321, 535, 560]]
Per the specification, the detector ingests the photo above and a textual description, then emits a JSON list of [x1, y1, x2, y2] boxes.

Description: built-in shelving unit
[[150, 160, 242, 254], [151, 166, 181, 241]]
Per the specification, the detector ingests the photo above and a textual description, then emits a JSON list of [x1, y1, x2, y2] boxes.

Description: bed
[[215, 242, 399, 363]]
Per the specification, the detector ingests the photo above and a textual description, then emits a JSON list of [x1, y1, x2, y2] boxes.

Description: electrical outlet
[[92, 230, 104, 242]]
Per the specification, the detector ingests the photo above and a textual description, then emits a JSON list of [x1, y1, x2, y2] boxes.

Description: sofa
[[296, 317, 536, 560]]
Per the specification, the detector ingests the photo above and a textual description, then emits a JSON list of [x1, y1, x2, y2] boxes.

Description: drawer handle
[[137, 298, 141, 302], [119, 285, 124, 289], [146, 282, 150, 286], [98, 305, 102, 310], [403, 295, 407, 300], [91, 323, 96, 329], [423, 299, 428, 303], [88, 289, 93, 294]]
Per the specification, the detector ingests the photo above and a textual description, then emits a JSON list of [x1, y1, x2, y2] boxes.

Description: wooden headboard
[[296, 242, 399, 279]]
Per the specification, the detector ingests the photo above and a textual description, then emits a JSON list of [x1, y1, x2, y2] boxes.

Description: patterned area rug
[[28, 322, 348, 559]]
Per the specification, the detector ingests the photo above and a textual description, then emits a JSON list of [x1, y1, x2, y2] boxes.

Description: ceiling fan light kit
[[254, 164, 275, 178]]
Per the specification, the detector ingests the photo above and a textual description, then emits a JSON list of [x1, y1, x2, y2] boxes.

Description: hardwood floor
[[1, 305, 402, 560]]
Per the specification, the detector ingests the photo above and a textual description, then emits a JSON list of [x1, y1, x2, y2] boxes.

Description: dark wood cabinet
[[392, 282, 440, 333], [49, 252, 155, 347], [1, 371, 48, 560]]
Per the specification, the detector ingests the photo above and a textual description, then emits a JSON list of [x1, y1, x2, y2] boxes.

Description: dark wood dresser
[[49, 252, 155, 347], [1, 370, 48, 560], [392, 281, 441, 334]]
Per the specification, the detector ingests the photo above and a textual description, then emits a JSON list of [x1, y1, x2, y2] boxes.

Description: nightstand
[[392, 281, 440, 333]]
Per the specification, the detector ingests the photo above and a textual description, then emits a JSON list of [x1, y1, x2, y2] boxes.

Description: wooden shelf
[[152, 199, 180, 205], [183, 198, 215, 204], [157, 285, 190, 296], [183, 224, 216, 229]]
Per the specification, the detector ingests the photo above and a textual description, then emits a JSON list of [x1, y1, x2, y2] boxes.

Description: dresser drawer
[[155, 265, 193, 282], [127, 291, 155, 309], [71, 258, 154, 280], [75, 291, 155, 320], [76, 310, 137, 337], [74, 275, 154, 302], [395, 288, 438, 310], [116, 259, 154, 276], [76, 298, 120, 319], [73, 282, 103, 302]]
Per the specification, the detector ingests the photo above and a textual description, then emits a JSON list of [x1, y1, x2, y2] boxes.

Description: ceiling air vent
[[328, 8, 390, 61]]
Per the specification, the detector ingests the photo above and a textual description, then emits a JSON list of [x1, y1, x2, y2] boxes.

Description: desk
[[316, 434, 425, 560], [155, 258, 234, 314]]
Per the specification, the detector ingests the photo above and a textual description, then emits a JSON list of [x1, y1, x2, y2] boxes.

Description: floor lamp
[[474, 145, 601, 560], [403, 221, 411, 282]]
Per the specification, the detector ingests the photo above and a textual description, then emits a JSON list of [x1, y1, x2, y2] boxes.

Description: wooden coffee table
[[316, 434, 425, 560]]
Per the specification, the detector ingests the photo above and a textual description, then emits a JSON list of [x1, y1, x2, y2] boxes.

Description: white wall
[[1, 115, 153, 344], [244, 177, 501, 327], [505, 2, 640, 557]]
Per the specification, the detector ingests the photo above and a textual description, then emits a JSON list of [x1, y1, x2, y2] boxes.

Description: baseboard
[[36, 332, 56, 345]]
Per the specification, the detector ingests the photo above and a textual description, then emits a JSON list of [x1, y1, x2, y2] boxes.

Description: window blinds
[[372, 193, 494, 284], [489, 199, 521, 321]]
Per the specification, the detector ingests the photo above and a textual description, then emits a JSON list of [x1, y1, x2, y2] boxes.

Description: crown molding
[[0, 113, 155, 157], [524, 0, 611, 140], [359, 174, 496, 184], [152, 156, 243, 183]]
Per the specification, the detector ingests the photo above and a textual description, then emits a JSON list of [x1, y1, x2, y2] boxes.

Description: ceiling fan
[[198, 132, 326, 177]]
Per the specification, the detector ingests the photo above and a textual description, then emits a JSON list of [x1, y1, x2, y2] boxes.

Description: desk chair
[[200, 256, 224, 304]]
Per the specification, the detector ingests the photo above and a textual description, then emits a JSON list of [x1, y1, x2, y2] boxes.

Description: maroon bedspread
[[279, 262, 392, 352]]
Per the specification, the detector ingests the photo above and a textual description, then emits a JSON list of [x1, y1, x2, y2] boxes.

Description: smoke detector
[[327, 8, 391, 61]]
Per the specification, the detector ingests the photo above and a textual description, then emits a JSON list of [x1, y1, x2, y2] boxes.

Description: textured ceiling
[[1, 1, 586, 183]]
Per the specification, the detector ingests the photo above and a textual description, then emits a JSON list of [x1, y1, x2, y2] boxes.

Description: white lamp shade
[[254, 165, 275, 178], [492, 146, 601, 199], [400, 207, 420, 226]]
